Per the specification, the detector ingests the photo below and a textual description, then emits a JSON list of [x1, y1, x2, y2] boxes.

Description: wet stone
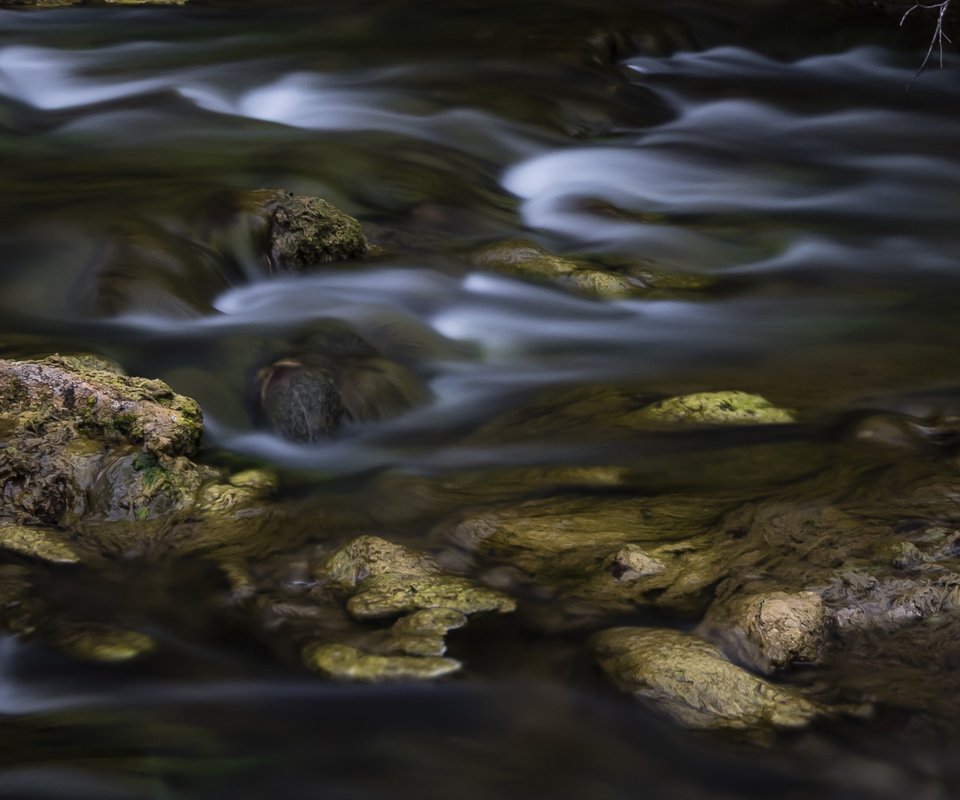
[[472, 238, 639, 298], [592, 627, 822, 732], [243, 190, 368, 272], [636, 391, 795, 426], [317, 534, 439, 590], [303, 643, 461, 681], [699, 590, 827, 674], [53, 625, 156, 662], [346, 573, 516, 620], [0, 522, 81, 564]]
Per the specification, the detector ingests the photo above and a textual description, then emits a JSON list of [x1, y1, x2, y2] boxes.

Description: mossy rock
[[0, 355, 203, 456], [240, 190, 368, 272], [347, 573, 516, 620], [698, 590, 826, 674], [303, 643, 460, 681], [635, 391, 795, 426], [318, 534, 438, 590], [53, 625, 156, 662], [472, 239, 639, 299], [441, 494, 736, 621], [0, 355, 274, 531], [592, 627, 822, 732], [0, 522, 81, 564]]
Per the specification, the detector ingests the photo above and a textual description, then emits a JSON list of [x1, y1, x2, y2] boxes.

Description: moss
[[317, 535, 438, 590], [472, 238, 639, 299], [369, 608, 469, 657], [54, 625, 156, 662], [0, 523, 80, 563], [241, 190, 368, 272], [635, 391, 795, 426], [0, 356, 203, 456], [303, 643, 461, 681], [347, 573, 516, 620], [592, 627, 822, 731]]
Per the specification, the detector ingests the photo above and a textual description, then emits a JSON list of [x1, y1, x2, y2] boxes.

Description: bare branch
[[903, 0, 953, 93]]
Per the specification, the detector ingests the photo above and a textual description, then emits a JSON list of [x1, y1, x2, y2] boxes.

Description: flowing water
[[2, 0, 960, 797]]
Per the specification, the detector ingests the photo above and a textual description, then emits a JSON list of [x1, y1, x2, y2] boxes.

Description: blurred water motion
[[2, 0, 960, 797]]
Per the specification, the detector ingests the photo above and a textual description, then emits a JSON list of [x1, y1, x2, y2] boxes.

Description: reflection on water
[[2, 0, 960, 796]]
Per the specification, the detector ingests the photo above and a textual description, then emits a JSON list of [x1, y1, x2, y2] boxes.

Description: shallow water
[[2, 0, 960, 797]]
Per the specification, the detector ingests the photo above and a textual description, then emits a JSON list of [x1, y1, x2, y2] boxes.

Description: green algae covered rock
[[0, 522, 81, 564], [473, 239, 639, 299], [53, 624, 156, 662], [347, 573, 515, 620], [636, 391, 795, 426], [241, 190, 368, 272], [303, 643, 460, 681], [442, 494, 735, 624], [591, 627, 821, 732], [0, 355, 275, 530], [375, 608, 468, 657], [0, 355, 202, 456], [316, 535, 516, 620], [319, 535, 439, 591], [291, 536, 515, 680]]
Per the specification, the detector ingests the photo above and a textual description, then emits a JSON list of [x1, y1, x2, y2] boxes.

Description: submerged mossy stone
[[591, 628, 821, 732], [374, 608, 468, 657], [304, 643, 460, 681], [636, 391, 795, 426], [699, 590, 826, 674], [242, 190, 368, 272], [253, 324, 430, 443], [347, 573, 516, 620], [53, 625, 156, 662], [318, 535, 516, 620], [472, 239, 638, 298], [0, 523, 80, 564], [318, 535, 438, 590], [442, 494, 735, 622]]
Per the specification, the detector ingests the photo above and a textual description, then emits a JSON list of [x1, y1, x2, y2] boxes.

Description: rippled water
[[2, 0, 960, 797]]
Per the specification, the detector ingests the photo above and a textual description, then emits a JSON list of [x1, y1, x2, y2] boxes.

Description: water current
[[1, 1, 960, 797]]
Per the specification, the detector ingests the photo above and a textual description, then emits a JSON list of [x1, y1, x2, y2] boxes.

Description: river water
[[1, 1, 960, 797]]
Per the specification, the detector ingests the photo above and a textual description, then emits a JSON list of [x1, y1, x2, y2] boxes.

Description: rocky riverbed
[[2, 0, 960, 796]]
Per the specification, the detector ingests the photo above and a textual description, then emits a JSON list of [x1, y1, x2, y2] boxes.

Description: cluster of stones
[[0, 171, 956, 743]]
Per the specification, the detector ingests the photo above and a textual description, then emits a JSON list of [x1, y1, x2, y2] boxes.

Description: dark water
[[2, 1, 960, 797]]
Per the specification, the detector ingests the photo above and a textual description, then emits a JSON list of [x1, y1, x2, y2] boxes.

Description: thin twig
[[902, 0, 953, 93]]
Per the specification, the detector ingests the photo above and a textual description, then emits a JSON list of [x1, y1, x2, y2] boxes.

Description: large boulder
[[0, 355, 271, 527]]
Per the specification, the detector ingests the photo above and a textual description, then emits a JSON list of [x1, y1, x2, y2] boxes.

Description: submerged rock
[[259, 535, 519, 680], [252, 323, 430, 442], [303, 643, 460, 681], [316, 535, 515, 620], [242, 190, 368, 272], [320, 535, 439, 590], [698, 590, 826, 674], [636, 391, 795, 426], [53, 624, 156, 662], [441, 494, 736, 625], [591, 627, 822, 732], [472, 238, 639, 298], [0, 522, 81, 564]]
